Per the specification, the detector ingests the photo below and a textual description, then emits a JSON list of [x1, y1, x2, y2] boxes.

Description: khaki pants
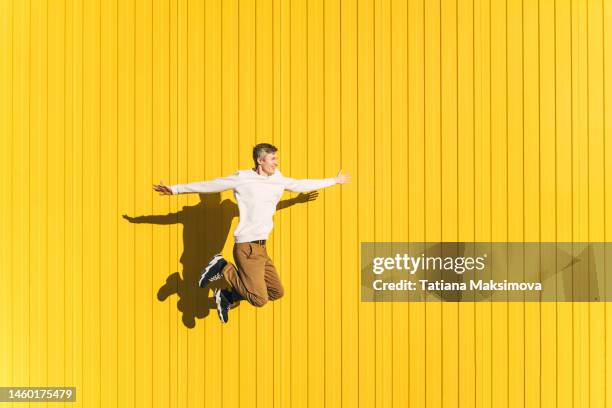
[[221, 242, 284, 307]]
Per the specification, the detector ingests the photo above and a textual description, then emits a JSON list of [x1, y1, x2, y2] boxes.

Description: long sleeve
[[281, 174, 337, 193], [170, 172, 241, 194]]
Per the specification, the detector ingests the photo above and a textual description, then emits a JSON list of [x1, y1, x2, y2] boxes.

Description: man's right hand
[[153, 180, 173, 195]]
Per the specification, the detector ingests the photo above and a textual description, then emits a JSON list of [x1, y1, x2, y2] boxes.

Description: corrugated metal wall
[[1, 0, 611, 406]]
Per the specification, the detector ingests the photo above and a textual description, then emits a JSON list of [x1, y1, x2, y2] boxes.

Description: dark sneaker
[[214, 288, 231, 323], [198, 254, 228, 288]]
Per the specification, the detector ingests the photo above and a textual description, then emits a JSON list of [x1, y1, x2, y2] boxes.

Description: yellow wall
[[1, 0, 611, 406]]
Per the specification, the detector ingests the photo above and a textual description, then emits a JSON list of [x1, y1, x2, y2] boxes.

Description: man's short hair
[[253, 143, 278, 166]]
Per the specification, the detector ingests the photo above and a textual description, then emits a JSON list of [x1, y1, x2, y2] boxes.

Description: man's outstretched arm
[[153, 172, 240, 195], [282, 169, 351, 193]]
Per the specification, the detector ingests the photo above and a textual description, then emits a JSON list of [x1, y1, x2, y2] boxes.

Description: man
[[153, 143, 351, 323]]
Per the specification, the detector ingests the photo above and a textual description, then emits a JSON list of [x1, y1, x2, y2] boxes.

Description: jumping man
[[153, 143, 351, 323]]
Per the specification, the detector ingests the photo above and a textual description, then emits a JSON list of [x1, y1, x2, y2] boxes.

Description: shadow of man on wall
[[122, 191, 318, 328]]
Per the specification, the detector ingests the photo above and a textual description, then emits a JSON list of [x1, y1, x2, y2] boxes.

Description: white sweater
[[170, 168, 337, 243]]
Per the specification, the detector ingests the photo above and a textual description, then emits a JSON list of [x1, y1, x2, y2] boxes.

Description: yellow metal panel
[[117, 0, 136, 407], [101, 0, 119, 406], [539, 0, 558, 405], [390, 0, 410, 406], [1, 0, 611, 406], [555, 0, 574, 406], [0, 0, 13, 398]]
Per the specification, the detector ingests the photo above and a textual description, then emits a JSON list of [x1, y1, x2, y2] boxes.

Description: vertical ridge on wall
[[307, 0, 326, 406], [340, 0, 359, 406], [424, 0, 443, 404], [256, 0, 275, 403], [358, 0, 375, 406], [604, 0, 612, 403], [587, 0, 606, 406], [82, 0, 102, 404], [186, 0, 205, 405], [117, 0, 136, 405], [540, 0, 558, 404], [174, 0, 188, 405], [375, 0, 393, 404], [30, 0, 49, 403], [152, 0, 172, 405], [491, 0, 509, 396], [556, 0, 574, 403], [100, 0, 119, 405], [441, 0, 460, 403], [203, 0, 222, 405], [457, 0, 477, 405], [290, 0, 309, 405], [408, 0, 426, 406], [51, 0, 69, 399], [390, 0, 410, 404], [278, 0, 292, 405], [0, 0, 13, 400], [323, 0, 344, 405]]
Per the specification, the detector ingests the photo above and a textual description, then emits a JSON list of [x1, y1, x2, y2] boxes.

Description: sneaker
[[214, 288, 231, 323], [199, 254, 228, 288]]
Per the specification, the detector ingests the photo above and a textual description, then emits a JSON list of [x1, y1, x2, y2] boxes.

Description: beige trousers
[[222, 242, 284, 307]]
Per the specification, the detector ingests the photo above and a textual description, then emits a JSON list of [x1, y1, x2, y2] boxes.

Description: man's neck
[[253, 166, 273, 177]]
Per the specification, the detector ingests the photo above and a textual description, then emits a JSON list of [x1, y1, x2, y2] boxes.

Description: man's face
[[259, 152, 279, 175]]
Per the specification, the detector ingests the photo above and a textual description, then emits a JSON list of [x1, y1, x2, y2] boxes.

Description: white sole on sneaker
[[199, 254, 224, 287], [214, 288, 229, 323]]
